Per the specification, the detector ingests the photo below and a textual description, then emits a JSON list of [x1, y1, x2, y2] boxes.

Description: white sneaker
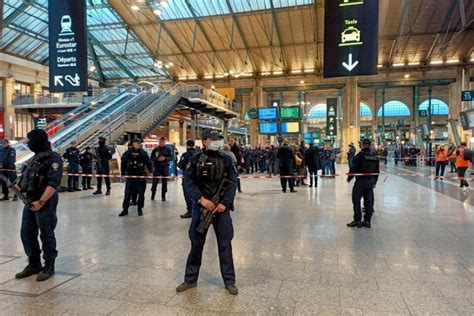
[[462, 187, 469, 192]]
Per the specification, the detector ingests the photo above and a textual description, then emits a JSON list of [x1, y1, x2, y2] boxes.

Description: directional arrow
[[342, 53, 359, 71], [54, 76, 64, 87]]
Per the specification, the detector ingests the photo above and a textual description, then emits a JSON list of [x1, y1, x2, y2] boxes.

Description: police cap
[[159, 137, 166, 141], [132, 138, 142, 144], [361, 139, 371, 146], [201, 129, 224, 140], [186, 139, 195, 146]]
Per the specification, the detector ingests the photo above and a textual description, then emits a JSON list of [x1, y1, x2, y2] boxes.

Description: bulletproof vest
[[97, 146, 111, 161], [127, 151, 146, 175], [359, 152, 378, 174], [20, 151, 54, 194], [197, 153, 226, 197]]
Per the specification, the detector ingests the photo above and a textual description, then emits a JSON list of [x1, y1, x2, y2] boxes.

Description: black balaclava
[[98, 138, 106, 147], [27, 129, 50, 154]]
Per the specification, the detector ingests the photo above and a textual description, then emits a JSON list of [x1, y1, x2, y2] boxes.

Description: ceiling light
[[211, 85, 215, 89], [303, 69, 314, 73], [168, 62, 174, 66], [89, 66, 96, 72], [430, 60, 443, 65], [272, 71, 283, 75], [215, 74, 225, 78], [204, 75, 213, 79], [131, 5, 140, 11], [404, 74, 410, 79], [159, 0, 168, 6], [393, 63, 405, 67], [241, 73, 253, 77], [300, 80, 305, 84], [229, 70, 234, 74], [223, 73, 229, 77], [446, 59, 459, 64], [408, 62, 420, 66], [153, 9, 161, 15], [377, 64, 383, 68], [178, 77, 187, 80], [188, 76, 197, 80], [261, 72, 271, 76], [291, 70, 302, 74]]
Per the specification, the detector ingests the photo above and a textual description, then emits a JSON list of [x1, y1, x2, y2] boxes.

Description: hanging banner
[[326, 98, 338, 140], [49, 0, 87, 92], [324, 0, 379, 78]]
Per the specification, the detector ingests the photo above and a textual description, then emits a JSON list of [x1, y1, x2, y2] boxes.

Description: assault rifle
[[197, 178, 233, 234], [0, 174, 31, 208]]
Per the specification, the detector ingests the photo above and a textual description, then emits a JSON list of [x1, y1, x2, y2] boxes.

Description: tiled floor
[[0, 164, 473, 315]]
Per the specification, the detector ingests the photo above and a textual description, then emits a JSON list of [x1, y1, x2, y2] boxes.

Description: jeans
[[308, 168, 318, 187], [1, 169, 17, 196], [435, 162, 446, 177]]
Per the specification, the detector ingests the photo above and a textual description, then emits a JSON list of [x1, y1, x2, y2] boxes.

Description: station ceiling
[[1, 0, 473, 83]]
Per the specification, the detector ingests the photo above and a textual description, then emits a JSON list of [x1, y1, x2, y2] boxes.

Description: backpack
[[463, 149, 472, 162]]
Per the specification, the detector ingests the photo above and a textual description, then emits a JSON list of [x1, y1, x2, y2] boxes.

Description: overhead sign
[[461, 90, 474, 102], [49, 0, 87, 92], [419, 110, 428, 117], [324, 0, 379, 78]]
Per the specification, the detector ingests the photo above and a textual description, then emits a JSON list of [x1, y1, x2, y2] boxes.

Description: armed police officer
[[63, 141, 81, 192], [15, 129, 63, 282], [347, 139, 379, 229], [176, 129, 238, 295], [119, 139, 152, 217], [80, 147, 94, 190], [1, 139, 18, 201], [177, 139, 197, 219], [150, 137, 172, 201], [93, 137, 112, 196]]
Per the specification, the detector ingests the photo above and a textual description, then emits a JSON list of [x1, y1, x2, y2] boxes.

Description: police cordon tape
[[0, 168, 472, 181]]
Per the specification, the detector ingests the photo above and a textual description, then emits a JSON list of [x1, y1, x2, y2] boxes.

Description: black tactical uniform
[[80, 147, 94, 190], [63, 143, 81, 192], [276, 143, 296, 193], [347, 139, 380, 228], [177, 139, 197, 218], [15, 129, 63, 282], [1, 142, 17, 200], [150, 138, 172, 201], [93, 137, 113, 195], [119, 140, 152, 217], [177, 130, 238, 295]]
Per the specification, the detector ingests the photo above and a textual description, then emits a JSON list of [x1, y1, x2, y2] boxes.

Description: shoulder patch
[[51, 162, 60, 170]]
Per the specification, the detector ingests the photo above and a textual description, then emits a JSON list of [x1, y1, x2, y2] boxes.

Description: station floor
[[0, 165, 474, 315]]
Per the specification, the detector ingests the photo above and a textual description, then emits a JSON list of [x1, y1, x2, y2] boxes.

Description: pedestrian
[[447, 144, 457, 173], [266, 145, 276, 176], [347, 143, 356, 168], [294, 145, 306, 186], [304, 142, 322, 188], [223, 144, 242, 193], [63, 141, 81, 192], [150, 137, 172, 201], [276, 140, 296, 193], [0, 139, 18, 201], [176, 129, 238, 295], [119, 139, 152, 217], [435, 145, 448, 180], [93, 137, 113, 195], [347, 139, 379, 229], [79, 147, 94, 190], [14, 129, 63, 282], [177, 139, 197, 219], [456, 142, 471, 191]]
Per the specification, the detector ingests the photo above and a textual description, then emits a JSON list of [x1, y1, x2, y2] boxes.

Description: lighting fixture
[[430, 60, 443, 65], [178, 76, 187, 80], [204, 75, 213, 79], [241, 73, 253, 77], [89, 66, 96, 72], [300, 80, 305, 84], [223, 73, 229, 76], [272, 71, 283, 75], [303, 69, 314, 73], [408, 62, 420, 66], [393, 63, 405, 67], [211, 85, 215, 89], [159, 0, 168, 6], [291, 70, 302, 74], [215, 74, 225, 78], [261, 72, 271, 76], [153, 9, 161, 15], [188, 76, 197, 80], [131, 4, 140, 11], [404, 74, 410, 79], [377, 64, 383, 68], [446, 59, 459, 64], [229, 70, 234, 74]]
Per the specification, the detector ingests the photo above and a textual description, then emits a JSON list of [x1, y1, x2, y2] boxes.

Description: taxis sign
[[324, 0, 379, 78]]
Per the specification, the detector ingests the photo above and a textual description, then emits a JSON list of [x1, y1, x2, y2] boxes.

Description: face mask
[[208, 140, 224, 151], [98, 140, 106, 146], [27, 140, 48, 153]]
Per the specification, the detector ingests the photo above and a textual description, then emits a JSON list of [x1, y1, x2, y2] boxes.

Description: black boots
[[151, 192, 156, 201], [105, 189, 111, 196], [93, 190, 102, 195], [37, 260, 55, 282], [347, 221, 362, 228], [118, 209, 129, 217], [137, 209, 143, 216], [180, 212, 192, 219], [162, 193, 166, 202], [15, 257, 42, 279]]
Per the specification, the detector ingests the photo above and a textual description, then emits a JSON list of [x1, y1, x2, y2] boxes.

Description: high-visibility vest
[[456, 147, 469, 168], [436, 150, 447, 162]]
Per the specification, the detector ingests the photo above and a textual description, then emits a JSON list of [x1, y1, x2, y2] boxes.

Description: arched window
[[307, 104, 327, 119], [419, 99, 449, 115], [360, 102, 372, 119], [377, 101, 410, 117]]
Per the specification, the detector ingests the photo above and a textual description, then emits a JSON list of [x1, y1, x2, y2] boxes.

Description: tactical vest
[[20, 151, 54, 196], [359, 152, 378, 174], [127, 151, 147, 175], [197, 153, 226, 197]]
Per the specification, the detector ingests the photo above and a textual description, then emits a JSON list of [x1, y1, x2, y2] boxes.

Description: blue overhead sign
[[461, 91, 474, 102], [49, 0, 88, 92], [324, 0, 379, 78]]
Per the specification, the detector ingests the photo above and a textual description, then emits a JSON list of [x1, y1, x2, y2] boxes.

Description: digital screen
[[258, 107, 278, 120], [280, 106, 300, 120], [281, 122, 300, 134], [460, 109, 474, 130], [304, 133, 312, 138], [259, 122, 278, 134]]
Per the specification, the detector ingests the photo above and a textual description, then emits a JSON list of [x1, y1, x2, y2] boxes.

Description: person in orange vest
[[456, 142, 471, 191], [447, 144, 457, 173], [435, 145, 448, 180]]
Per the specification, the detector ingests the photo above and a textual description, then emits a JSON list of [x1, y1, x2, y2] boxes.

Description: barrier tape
[[0, 168, 472, 181]]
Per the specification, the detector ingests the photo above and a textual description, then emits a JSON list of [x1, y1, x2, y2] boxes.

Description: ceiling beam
[[88, 32, 137, 80], [88, 39, 106, 85], [3, 0, 34, 27], [388, 0, 411, 64], [269, 0, 288, 71], [224, 0, 257, 72]]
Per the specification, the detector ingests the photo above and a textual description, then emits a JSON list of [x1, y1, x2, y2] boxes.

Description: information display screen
[[281, 122, 300, 134], [280, 106, 300, 120], [258, 107, 278, 120], [460, 109, 474, 130], [259, 122, 278, 134]]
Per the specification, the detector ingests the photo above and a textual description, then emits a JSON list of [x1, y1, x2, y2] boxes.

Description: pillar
[[190, 110, 196, 140], [33, 82, 42, 98], [222, 119, 229, 142], [168, 121, 180, 145], [4, 78, 16, 139], [250, 81, 263, 146], [371, 89, 378, 141], [341, 77, 361, 163], [179, 120, 186, 146]]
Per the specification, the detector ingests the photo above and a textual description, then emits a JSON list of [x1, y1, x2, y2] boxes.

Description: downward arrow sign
[[342, 53, 359, 71], [54, 76, 64, 87]]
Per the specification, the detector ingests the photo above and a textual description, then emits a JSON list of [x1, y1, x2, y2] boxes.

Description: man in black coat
[[276, 141, 296, 193], [304, 143, 322, 188]]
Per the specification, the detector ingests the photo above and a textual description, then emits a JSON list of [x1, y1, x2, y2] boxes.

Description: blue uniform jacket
[[62, 147, 80, 165], [184, 150, 238, 207], [177, 148, 197, 170], [2, 147, 16, 168], [347, 148, 380, 183]]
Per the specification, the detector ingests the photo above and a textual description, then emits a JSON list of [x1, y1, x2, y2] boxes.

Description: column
[[250, 82, 263, 146], [190, 110, 196, 140], [222, 119, 229, 142], [179, 120, 186, 146], [371, 89, 378, 141], [33, 82, 42, 98], [448, 79, 463, 143], [168, 121, 180, 145], [341, 77, 361, 163], [4, 78, 16, 139]]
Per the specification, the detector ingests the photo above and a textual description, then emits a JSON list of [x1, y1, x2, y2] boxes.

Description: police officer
[[0, 139, 18, 201], [93, 137, 112, 195], [176, 129, 238, 295], [347, 139, 379, 229], [119, 139, 152, 217], [80, 147, 94, 190], [150, 137, 172, 201], [63, 141, 81, 192], [276, 140, 297, 193], [14, 129, 63, 282], [177, 139, 197, 219]]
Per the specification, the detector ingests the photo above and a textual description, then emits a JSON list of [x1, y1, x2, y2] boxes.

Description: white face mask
[[208, 140, 224, 151]]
